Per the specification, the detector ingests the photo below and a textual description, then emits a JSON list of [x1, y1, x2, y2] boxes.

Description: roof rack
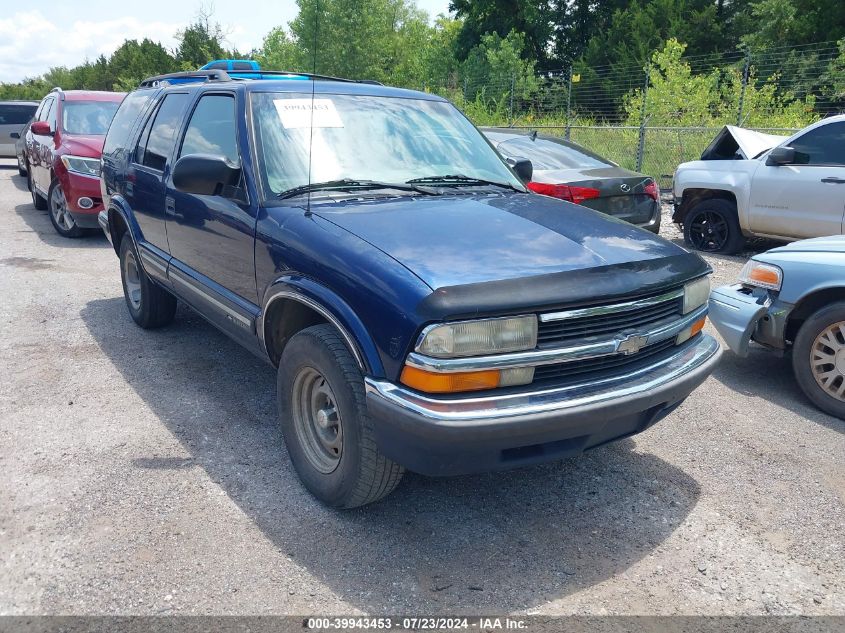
[[138, 69, 231, 88], [138, 68, 384, 89]]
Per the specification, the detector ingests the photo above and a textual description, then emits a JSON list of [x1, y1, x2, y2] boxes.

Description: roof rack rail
[[229, 69, 383, 85], [138, 69, 231, 88]]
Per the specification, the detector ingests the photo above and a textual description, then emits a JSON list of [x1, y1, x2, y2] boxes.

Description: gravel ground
[[0, 162, 843, 616]]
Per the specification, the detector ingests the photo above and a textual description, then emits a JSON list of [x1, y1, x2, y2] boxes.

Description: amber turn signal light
[[400, 365, 500, 393]]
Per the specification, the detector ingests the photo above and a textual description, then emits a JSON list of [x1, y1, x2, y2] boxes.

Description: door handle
[[820, 177, 845, 184], [165, 196, 176, 216]]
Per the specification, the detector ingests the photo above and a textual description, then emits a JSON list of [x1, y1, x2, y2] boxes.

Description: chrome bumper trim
[[367, 334, 720, 422], [406, 305, 708, 373], [539, 287, 683, 322]]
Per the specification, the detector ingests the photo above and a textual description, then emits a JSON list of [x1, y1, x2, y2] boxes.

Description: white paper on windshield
[[274, 98, 344, 129]]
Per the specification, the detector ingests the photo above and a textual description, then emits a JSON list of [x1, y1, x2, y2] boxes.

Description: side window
[[46, 99, 57, 129], [0, 104, 37, 125], [789, 122, 845, 166], [134, 93, 189, 171], [207, 62, 228, 70], [33, 100, 46, 121], [178, 94, 239, 164], [103, 90, 154, 156], [39, 98, 54, 122]]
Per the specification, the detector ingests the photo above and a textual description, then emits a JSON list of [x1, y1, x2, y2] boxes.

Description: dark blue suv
[[99, 70, 720, 508]]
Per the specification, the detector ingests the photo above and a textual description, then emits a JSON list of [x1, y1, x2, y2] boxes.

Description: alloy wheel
[[810, 321, 845, 402], [49, 185, 75, 232], [688, 210, 728, 252]]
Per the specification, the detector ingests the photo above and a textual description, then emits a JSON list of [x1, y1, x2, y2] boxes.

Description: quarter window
[[789, 122, 845, 166], [134, 93, 189, 171], [178, 94, 239, 164]]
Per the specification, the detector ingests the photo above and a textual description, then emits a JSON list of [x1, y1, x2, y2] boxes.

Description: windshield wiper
[[277, 178, 436, 200], [406, 174, 523, 192]]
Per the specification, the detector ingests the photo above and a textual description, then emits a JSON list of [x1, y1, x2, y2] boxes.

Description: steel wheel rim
[[810, 321, 845, 402], [49, 185, 74, 231], [689, 210, 728, 252], [123, 249, 142, 310], [291, 367, 343, 474]]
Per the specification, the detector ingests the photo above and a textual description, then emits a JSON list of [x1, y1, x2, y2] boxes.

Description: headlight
[[61, 155, 100, 177], [416, 315, 538, 358], [683, 276, 711, 314], [739, 260, 782, 291]]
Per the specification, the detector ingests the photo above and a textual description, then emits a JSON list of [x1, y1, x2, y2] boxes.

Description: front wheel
[[278, 324, 404, 508], [683, 198, 744, 254], [119, 235, 176, 329], [48, 180, 83, 238], [792, 302, 845, 420]]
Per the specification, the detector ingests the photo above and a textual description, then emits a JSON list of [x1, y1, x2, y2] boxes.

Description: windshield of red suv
[[62, 101, 121, 135], [251, 92, 522, 197]]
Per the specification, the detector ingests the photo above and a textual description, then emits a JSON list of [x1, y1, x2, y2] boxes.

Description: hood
[[764, 235, 845, 255], [312, 192, 692, 290], [700, 125, 787, 160], [62, 134, 105, 158]]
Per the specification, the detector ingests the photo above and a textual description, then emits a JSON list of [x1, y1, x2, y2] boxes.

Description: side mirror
[[172, 154, 241, 197], [767, 146, 795, 166], [507, 156, 533, 183], [10, 132, 19, 139], [31, 121, 51, 136]]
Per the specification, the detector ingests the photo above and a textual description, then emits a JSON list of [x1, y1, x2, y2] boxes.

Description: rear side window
[[207, 62, 228, 70], [134, 93, 189, 171], [232, 62, 254, 71], [497, 136, 612, 170], [789, 122, 845, 166], [39, 98, 54, 122], [0, 103, 37, 125], [103, 91, 153, 155], [178, 94, 238, 164]]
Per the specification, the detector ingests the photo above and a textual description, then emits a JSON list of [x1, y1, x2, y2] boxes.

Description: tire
[[47, 179, 83, 238], [119, 235, 176, 329], [17, 157, 26, 177], [792, 301, 845, 420], [683, 198, 744, 254], [29, 170, 47, 210], [278, 324, 404, 508]]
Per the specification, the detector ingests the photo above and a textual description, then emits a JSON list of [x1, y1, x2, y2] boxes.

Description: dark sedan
[[483, 128, 662, 233]]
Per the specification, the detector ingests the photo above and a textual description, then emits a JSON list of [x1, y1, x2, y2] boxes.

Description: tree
[[256, 27, 301, 72], [109, 39, 178, 90], [176, 9, 229, 69], [449, 0, 552, 68], [289, 0, 430, 82]]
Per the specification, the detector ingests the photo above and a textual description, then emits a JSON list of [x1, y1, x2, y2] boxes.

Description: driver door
[[747, 121, 845, 239]]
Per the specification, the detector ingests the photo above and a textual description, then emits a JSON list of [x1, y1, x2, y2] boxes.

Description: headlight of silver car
[[60, 155, 100, 177], [683, 276, 711, 314], [416, 315, 538, 358], [739, 260, 782, 291]]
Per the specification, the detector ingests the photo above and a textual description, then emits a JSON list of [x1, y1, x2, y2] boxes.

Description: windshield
[[62, 101, 121, 135], [251, 92, 523, 197]]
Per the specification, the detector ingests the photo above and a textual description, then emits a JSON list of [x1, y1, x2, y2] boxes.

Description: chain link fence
[[427, 41, 845, 189]]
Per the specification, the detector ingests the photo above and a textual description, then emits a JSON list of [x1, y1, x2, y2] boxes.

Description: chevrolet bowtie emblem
[[617, 334, 648, 355]]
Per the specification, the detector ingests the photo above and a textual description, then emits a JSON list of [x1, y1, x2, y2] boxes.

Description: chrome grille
[[533, 338, 677, 385], [538, 289, 683, 347]]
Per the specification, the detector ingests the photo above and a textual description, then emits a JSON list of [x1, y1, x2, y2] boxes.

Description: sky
[[0, 0, 452, 83]]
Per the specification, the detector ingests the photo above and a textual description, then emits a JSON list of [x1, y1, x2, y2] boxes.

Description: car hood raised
[[62, 134, 105, 158], [700, 125, 787, 160], [312, 192, 692, 290]]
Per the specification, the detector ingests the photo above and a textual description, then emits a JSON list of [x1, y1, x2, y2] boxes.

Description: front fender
[[674, 160, 757, 225], [106, 194, 144, 255], [259, 275, 385, 378]]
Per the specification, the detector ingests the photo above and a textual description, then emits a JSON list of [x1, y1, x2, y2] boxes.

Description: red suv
[[25, 88, 125, 237]]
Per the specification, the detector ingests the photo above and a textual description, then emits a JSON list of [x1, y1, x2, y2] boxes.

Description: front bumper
[[709, 285, 791, 356], [365, 334, 721, 476]]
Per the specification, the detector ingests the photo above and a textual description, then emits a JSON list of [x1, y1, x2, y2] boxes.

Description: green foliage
[[462, 30, 538, 105], [623, 39, 817, 128], [175, 10, 229, 69]]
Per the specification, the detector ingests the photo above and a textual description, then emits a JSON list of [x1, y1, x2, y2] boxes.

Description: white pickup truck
[[672, 116, 845, 254]]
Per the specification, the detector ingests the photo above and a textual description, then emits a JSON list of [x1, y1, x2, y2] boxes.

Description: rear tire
[[47, 179, 83, 238], [119, 235, 176, 329], [29, 170, 47, 210], [278, 324, 404, 508], [683, 198, 744, 254], [792, 302, 845, 420]]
